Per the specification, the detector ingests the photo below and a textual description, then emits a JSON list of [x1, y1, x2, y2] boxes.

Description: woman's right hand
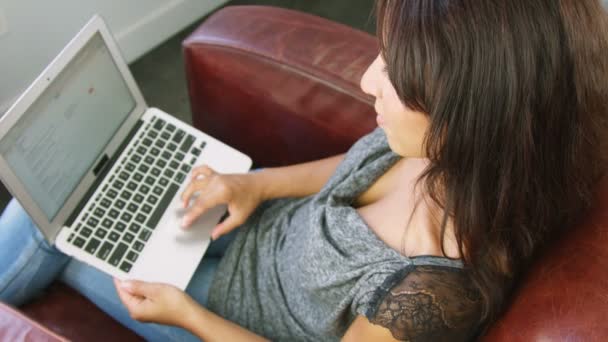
[[180, 165, 265, 240]]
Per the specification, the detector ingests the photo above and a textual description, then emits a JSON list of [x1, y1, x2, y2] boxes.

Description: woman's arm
[[184, 304, 268, 342], [251, 153, 345, 200], [114, 279, 269, 341]]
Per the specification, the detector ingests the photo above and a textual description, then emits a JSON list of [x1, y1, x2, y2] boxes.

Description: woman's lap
[[0, 198, 231, 341]]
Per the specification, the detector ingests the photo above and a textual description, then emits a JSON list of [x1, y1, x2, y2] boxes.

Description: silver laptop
[[0, 15, 251, 290]]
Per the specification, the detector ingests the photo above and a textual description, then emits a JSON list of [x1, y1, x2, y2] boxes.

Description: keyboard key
[[123, 232, 134, 243], [127, 203, 138, 213], [100, 199, 111, 208], [138, 164, 149, 173], [95, 228, 107, 239], [109, 231, 120, 242], [161, 131, 171, 140], [115, 199, 126, 210], [190, 157, 197, 165], [119, 171, 129, 181], [172, 129, 185, 143], [135, 214, 146, 224], [159, 178, 169, 186], [137, 146, 147, 155], [109, 243, 129, 266], [145, 176, 155, 186], [132, 154, 142, 163], [192, 148, 201, 156], [93, 208, 106, 218], [147, 195, 158, 205], [133, 173, 144, 182], [175, 152, 185, 162], [109, 209, 120, 219], [73, 237, 86, 248], [113, 180, 124, 190], [87, 217, 99, 227], [150, 147, 160, 156], [169, 161, 179, 170], [164, 169, 175, 178], [166, 123, 176, 132], [120, 261, 132, 273], [125, 163, 136, 172], [145, 156, 155, 165], [175, 172, 186, 183], [180, 164, 191, 173], [121, 212, 133, 222], [85, 238, 101, 255], [102, 219, 113, 229], [200, 141, 207, 150], [134, 194, 144, 204], [156, 159, 167, 168], [167, 143, 177, 152], [180, 135, 195, 152], [75, 224, 81, 232], [142, 204, 152, 214], [148, 130, 158, 139], [126, 251, 139, 262], [129, 223, 141, 234], [151, 167, 161, 177], [140, 184, 150, 195], [139, 229, 152, 242], [67, 233, 74, 243], [127, 181, 138, 191], [97, 241, 114, 261], [153, 119, 165, 130], [147, 183, 179, 229], [153, 186, 163, 196], [81, 227, 93, 238], [115, 222, 126, 232], [161, 151, 172, 160], [107, 189, 118, 199], [142, 138, 153, 147], [120, 191, 132, 201], [133, 241, 145, 252], [155, 140, 166, 149]]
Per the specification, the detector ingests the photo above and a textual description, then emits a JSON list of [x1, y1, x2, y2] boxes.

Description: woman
[[1, 0, 607, 340]]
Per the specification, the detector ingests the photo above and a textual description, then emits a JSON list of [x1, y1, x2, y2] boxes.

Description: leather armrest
[[183, 5, 378, 167], [0, 301, 67, 341]]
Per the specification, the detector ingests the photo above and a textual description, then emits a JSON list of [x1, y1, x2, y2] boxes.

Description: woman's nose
[[360, 55, 382, 99]]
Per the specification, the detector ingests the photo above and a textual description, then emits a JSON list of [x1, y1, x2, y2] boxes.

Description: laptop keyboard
[[67, 116, 206, 273]]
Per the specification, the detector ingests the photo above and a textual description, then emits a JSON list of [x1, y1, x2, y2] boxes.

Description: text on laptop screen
[[0, 33, 136, 220]]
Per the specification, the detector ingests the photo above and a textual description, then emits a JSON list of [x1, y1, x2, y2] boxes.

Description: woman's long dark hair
[[376, 0, 608, 332]]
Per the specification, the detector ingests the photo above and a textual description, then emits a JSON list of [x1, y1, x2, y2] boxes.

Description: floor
[[0, 0, 375, 214]]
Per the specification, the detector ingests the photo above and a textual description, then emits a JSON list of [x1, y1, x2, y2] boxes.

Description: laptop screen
[[0, 33, 136, 220]]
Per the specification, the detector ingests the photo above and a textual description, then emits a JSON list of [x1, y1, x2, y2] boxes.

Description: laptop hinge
[[65, 119, 144, 227]]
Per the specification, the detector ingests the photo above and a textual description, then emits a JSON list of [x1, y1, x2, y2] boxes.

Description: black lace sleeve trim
[[365, 264, 482, 341], [364, 264, 417, 318]]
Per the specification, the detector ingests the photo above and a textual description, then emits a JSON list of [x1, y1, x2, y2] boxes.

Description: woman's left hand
[[113, 278, 197, 328]]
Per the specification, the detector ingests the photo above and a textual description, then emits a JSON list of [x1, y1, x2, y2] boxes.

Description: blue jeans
[[0, 198, 236, 341]]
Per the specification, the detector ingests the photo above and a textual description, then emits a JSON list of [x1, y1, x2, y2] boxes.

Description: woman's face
[[360, 54, 430, 158]]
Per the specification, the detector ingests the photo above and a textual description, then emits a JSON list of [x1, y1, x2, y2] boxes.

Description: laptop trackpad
[[128, 192, 226, 290]]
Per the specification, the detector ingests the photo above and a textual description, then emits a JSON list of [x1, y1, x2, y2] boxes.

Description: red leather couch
[[2, 6, 607, 341]]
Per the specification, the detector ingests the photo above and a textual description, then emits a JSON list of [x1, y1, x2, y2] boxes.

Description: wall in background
[[0, 0, 228, 115]]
